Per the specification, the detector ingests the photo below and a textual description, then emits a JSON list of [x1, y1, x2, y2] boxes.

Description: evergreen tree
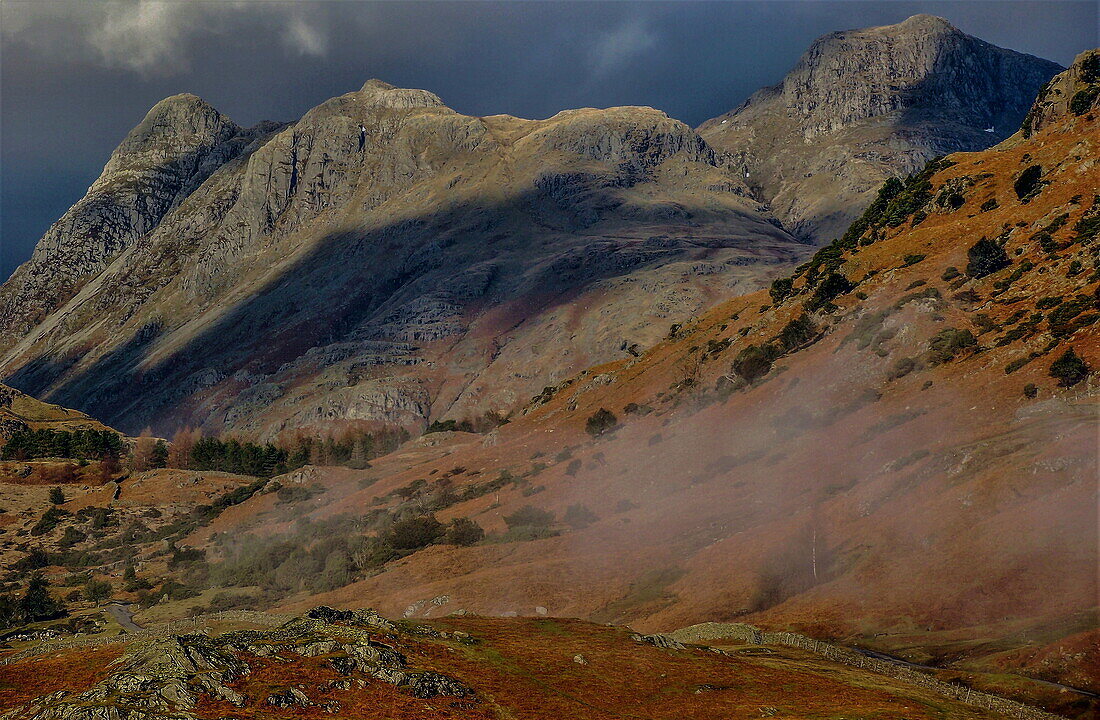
[[48, 486, 66, 505], [19, 573, 65, 621]]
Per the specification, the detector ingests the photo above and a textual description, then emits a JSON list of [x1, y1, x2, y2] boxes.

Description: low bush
[[806, 272, 855, 311], [731, 345, 773, 383], [1013, 165, 1042, 200], [1070, 86, 1100, 116], [927, 328, 977, 365], [769, 277, 794, 304], [387, 515, 445, 550], [31, 506, 69, 536], [503, 506, 555, 529], [443, 518, 484, 546], [563, 504, 598, 530]]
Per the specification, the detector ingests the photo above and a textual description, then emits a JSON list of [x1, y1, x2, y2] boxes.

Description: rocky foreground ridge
[[0, 607, 1052, 720]]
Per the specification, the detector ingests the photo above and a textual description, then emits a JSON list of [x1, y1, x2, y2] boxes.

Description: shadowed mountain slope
[[0, 82, 800, 440]]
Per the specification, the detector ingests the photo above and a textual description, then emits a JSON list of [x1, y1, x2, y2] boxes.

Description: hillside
[[0, 384, 114, 442], [0, 82, 801, 441], [699, 14, 1061, 243], [195, 49, 1097, 715]]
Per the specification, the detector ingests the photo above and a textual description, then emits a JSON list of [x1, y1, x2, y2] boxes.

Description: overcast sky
[[2, 0, 1096, 279]]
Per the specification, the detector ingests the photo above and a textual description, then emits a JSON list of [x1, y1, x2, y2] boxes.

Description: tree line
[[2, 425, 415, 479], [1, 428, 123, 461]]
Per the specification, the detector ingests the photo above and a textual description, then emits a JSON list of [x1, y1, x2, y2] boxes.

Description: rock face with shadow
[[698, 14, 1061, 244], [0, 80, 801, 438]]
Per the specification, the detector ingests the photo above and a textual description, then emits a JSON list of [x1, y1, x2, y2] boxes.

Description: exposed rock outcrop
[[12, 610, 471, 719], [1018, 48, 1100, 138]]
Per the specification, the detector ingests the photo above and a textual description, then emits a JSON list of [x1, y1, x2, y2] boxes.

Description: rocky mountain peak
[[698, 15, 1062, 243], [103, 92, 241, 175], [762, 14, 1061, 139], [360, 78, 396, 93], [893, 13, 955, 33], [357, 77, 445, 110]]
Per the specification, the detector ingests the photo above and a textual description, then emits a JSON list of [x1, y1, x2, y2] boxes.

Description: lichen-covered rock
[[265, 687, 311, 708], [306, 606, 397, 631], [9, 609, 473, 718], [631, 633, 686, 650]]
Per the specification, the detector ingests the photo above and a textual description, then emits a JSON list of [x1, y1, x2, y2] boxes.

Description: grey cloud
[[2, 0, 332, 74], [590, 17, 659, 79]]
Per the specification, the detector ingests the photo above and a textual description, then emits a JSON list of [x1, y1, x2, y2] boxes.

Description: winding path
[[106, 603, 142, 633]]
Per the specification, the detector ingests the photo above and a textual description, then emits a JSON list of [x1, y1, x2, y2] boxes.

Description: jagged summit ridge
[[0, 69, 794, 437]]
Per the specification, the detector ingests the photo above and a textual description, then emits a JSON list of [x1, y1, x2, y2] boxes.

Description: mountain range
[[0, 16, 1060, 442]]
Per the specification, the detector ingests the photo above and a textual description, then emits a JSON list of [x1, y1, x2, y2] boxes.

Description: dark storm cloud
[[2, 0, 1095, 279]]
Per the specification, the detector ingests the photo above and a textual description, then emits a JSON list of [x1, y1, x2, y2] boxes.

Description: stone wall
[[671, 623, 1064, 720]]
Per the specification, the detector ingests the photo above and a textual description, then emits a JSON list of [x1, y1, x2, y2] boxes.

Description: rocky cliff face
[[1018, 48, 1100, 138], [0, 81, 800, 438], [699, 15, 1062, 242], [0, 95, 282, 345]]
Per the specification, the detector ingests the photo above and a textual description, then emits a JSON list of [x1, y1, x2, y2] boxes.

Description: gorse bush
[[563, 504, 598, 529], [1070, 86, 1100, 116], [424, 410, 507, 435], [386, 514, 445, 550], [806, 272, 855, 311], [443, 517, 484, 546], [1014, 165, 1043, 200], [31, 506, 69, 536], [585, 409, 617, 437], [731, 345, 772, 383], [769, 277, 794, 304], [927, 328, 977, 365], [503, 505, 555, 529], [774, 314, 818, 353], [966, 237, 1010, 278]]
